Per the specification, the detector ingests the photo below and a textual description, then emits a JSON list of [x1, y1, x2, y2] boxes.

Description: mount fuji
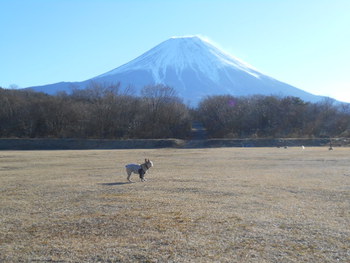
[[27, 36, 324, 105]]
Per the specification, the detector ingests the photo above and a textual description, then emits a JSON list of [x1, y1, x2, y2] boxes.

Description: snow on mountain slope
[[96, 36, 262, 82], [27, 35, 325, 105]]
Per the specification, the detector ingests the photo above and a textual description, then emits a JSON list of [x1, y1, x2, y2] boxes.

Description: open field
[[0, 147, 349, 262]]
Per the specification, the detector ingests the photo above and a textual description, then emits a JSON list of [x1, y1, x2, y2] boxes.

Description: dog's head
[[145, 158, 153, 169]]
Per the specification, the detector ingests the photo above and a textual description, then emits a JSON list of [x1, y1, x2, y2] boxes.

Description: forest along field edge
[[0, 147, 349, 262], [2, 86, 350, 139]]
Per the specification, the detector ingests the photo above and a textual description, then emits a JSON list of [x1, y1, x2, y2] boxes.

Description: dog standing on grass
[[125, 159, 153, 182]]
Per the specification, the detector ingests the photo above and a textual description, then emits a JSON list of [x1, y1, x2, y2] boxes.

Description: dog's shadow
[[99, 182, 133, 186]]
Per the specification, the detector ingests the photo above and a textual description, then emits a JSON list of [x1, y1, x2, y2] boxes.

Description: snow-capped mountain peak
[[26, 36, 324, 105], [96, 35, 262, 83]]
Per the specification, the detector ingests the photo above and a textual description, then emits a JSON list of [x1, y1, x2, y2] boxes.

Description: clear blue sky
[[1, 0, 350, 102]]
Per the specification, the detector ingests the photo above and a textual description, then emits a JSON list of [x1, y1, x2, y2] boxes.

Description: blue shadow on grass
[[99, 182, 132, 186]]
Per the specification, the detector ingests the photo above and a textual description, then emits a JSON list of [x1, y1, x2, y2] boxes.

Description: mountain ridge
[[26, 36, 326, 105]]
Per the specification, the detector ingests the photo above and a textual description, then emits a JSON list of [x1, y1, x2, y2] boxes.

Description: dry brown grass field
[[0, 147, 349, 262]]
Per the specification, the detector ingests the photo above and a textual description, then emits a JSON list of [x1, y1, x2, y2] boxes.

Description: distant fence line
[[0, 138, 349, 150]]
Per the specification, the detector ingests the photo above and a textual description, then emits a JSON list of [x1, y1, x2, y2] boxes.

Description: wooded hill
[[1, 84, 349, 139]]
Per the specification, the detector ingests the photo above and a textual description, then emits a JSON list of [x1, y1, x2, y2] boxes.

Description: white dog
[[125, 159, 153, 182]]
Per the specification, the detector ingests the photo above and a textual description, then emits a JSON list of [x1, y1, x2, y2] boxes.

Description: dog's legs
[[126, 169, 133, 182], [138, 169, 146, 182]]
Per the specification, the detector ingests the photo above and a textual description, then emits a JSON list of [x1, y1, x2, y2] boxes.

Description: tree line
[[196, 95, 350, 138], [1, 85, 350, 139], [0, 84, 191, 139]]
